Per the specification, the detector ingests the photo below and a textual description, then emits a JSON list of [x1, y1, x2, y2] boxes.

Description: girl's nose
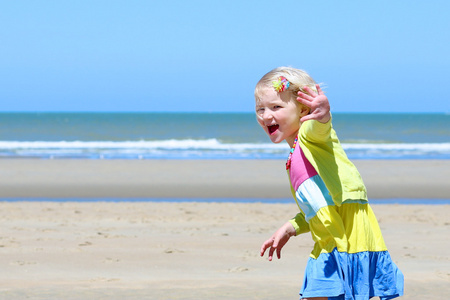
[[262, 109, 273, 120]]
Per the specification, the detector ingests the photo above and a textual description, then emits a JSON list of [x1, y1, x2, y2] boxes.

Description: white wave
[[0, 139, 288, 151], [0, 140, 449, 159], [0, 140, 449, 150]]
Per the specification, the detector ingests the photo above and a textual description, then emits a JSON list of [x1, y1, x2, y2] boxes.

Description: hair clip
[[272, 76, 290, 92]]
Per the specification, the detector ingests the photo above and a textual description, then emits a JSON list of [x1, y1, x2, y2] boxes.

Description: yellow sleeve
[[289, 212, 310, 236], [299, 117, 332, 144]]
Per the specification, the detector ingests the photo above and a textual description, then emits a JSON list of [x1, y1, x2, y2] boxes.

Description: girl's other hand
[[297, 84, 331, 123], [260, 222, 296, 261]]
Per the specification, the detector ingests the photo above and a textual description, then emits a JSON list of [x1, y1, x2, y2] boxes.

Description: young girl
[[256, 67, 404, 300]]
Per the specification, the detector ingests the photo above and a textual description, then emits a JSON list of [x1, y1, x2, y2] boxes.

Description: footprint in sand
[[164, 248, 184, 254], [103, 257, 120, 263], [228, 266, 249, 273], [10, 260, 37, 266], [79, 241, 92, 246]]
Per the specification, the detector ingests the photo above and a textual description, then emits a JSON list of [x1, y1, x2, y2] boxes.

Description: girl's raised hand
[[297, 84, 331, 123]]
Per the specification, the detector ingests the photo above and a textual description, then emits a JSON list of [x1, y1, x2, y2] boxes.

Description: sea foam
[[0, 139, 449, 159]]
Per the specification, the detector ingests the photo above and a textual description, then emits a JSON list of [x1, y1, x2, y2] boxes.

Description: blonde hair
[[254, 66, 318, 103]]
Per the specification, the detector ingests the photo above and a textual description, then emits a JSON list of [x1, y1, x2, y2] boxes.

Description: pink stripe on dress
[[289, 142, 318, 191]]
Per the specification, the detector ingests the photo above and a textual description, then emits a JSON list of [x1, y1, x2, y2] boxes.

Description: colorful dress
[[288, 118, 404, 300]]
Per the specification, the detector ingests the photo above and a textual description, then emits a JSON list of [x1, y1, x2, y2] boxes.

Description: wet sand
[[0, 159, 449, 199]]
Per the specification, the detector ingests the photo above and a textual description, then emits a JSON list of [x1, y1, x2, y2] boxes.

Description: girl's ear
[[299, 105, 310, 118]]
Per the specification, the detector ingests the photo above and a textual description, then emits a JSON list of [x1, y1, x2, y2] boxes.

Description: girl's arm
[[297, 84, 331, 124]]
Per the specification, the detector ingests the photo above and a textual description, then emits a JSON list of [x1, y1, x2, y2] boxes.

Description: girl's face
[[255, 87, 307, 147]]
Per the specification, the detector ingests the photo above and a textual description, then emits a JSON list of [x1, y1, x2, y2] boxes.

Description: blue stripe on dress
[[295, 175, 334, 221], [300, 248, 404, 300]]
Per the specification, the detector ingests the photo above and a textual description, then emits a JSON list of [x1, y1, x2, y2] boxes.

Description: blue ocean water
[[0, 112, 449, 160]]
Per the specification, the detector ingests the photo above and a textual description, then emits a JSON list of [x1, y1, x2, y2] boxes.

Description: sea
[[0, 112, 449, 160]]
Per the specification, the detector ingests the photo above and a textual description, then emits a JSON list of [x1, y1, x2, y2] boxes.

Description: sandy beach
[[0, 159, 449, 299]]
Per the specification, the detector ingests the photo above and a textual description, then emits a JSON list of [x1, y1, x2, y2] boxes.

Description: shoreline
[[0, 159, 449, 199]]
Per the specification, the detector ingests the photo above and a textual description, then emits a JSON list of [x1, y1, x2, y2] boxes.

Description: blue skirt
[[299, 248, 404, 300]]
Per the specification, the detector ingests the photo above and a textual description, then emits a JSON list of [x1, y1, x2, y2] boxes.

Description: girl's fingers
[[297, 86, 319, 101], [260, 240, 271, 256], [277, 247, 282, 259], [297, 96, 309, 104], [297, 91, 313, 105], [297, 94, 315, 108], [268, 247, 275, 261], [297, 92, 312, 100], [303, 86, 318, 96], [316, 84, 323, 95], [297, 92, 311, 102], [300, 114, 312, 122]]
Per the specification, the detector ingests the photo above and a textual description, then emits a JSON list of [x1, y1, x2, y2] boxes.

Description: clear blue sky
[[1, 0, 449, 113]]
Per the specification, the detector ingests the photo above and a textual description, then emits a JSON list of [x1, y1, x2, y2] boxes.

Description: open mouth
[[268, 124, 279, 135]]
